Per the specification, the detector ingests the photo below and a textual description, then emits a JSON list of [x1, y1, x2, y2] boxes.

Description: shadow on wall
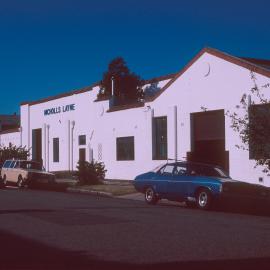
[[0, 230, 270, 270]]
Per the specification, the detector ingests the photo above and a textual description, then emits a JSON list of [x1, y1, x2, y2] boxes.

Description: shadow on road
[[0, 230, 270, 270], [28, 182, 69, 192], [213, 198, 270, 217]]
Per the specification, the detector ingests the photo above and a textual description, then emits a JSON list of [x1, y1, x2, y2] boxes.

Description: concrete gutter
[[66, 187, 113, 197]]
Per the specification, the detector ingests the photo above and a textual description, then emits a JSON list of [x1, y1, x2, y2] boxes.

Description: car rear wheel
[[145, 187, 158, 205], [17, 176, 24, 188], [196, 189, 212, 210]]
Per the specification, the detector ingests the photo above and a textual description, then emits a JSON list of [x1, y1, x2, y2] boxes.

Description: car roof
[[167, 161, 222, 169], [4, 160, 38, 163]]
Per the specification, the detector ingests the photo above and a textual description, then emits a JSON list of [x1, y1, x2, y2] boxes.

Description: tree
[[226, 71, 270, 174], [0, 144, 29, 168], [144, 82, 161, 97], [98, 57, 143, 104]]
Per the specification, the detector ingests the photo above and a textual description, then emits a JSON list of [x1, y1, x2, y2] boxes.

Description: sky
[[0, 0, 270, 114]]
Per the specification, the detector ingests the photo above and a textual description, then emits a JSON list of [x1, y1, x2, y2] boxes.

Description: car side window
[[159, 165, 175, 176], [9, 161, 16, 168], [3, 160, 11, 168], [14, 162, 20, 168], [174, 165, 187, 176], [188, 164, 201, 176], [188, 164, 221, 177], [20, 162, 26, 169]]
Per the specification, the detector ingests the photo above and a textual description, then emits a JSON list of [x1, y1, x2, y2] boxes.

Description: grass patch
[[72, 183, 137, 196]]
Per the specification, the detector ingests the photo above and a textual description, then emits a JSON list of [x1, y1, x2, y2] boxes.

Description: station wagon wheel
[[196, 189, 212, 210], [144, 187, 158, 205], [2, 175, 7, 187], [17, 176, 24, 188]]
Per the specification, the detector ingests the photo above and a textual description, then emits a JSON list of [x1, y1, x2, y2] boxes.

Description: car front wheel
[[2, 175, 7, 187], [144, 187, 158, 205], [196, 189, 212, 210]]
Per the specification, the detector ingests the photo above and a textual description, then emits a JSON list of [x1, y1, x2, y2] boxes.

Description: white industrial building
[[2, 47, 270, 185]]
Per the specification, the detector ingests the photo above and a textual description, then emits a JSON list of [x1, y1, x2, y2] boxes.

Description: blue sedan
[[134, 161, 270, 210]]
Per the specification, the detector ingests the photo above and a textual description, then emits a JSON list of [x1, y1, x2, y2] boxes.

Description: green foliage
[[0, 144, 29, 168], [226, 71, 270, 174], [76, 160, 107, 185], [98, 57, 144, 104]]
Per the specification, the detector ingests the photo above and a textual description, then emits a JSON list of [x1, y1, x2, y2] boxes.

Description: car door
[[166, 164, 190, 200], [152, 164, 175, 198], [1, 160, 11, 180], [12, 161, 20, 183], [8, 161, 17, 183]]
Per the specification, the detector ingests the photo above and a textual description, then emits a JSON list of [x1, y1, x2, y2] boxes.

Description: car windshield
[[20, 161, 44, 171]]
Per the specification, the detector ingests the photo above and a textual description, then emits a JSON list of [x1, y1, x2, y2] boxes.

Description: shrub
[[76, 160, 107, 185], [0, 144, 29, 168]]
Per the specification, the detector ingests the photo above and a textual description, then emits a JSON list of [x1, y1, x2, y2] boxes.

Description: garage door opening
[[187, 109, 229, 173]]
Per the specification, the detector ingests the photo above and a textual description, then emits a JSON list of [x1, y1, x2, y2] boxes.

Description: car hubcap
[[146, 189, 153, 201], [199, 192, 208, 207], [18, 179, 23, 187]]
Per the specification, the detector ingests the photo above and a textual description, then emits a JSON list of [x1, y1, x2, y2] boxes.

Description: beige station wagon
[[1, 160, 55, 187]]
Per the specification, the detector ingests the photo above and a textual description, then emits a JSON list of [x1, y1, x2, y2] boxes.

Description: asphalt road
[[1, 188, 270, 270]]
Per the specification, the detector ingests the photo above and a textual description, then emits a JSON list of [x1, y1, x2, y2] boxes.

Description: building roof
[[142, 73, 177, 85], [21, 82, 100, 106], [94, 73, 177, 102], [21, 73, 176, 106], [146, 47, 270, 102], [0, 127, 20, 135], [21, 47, 270, 107], [239, 57, 270, 70]]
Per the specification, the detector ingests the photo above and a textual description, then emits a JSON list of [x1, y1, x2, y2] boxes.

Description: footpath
[[58, 179, 143, 200], [56, 178, 185, 206]]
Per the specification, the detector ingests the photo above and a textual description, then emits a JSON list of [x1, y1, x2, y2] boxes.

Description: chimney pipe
[[111, 76, 114, 96]]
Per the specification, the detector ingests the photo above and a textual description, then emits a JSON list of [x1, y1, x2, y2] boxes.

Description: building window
[[152, 116, 167, 160], [116, 136, 134, 161], [79, 148, 86, 162], [79, 135, 86, 145], [249, 103, 270, 159], [53, 138, 59, 162]]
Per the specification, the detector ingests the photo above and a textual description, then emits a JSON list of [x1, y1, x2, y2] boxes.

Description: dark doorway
[[79, 148, 86, 162], [32, 128, 42, 164], [187, 109, 229, 173]]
